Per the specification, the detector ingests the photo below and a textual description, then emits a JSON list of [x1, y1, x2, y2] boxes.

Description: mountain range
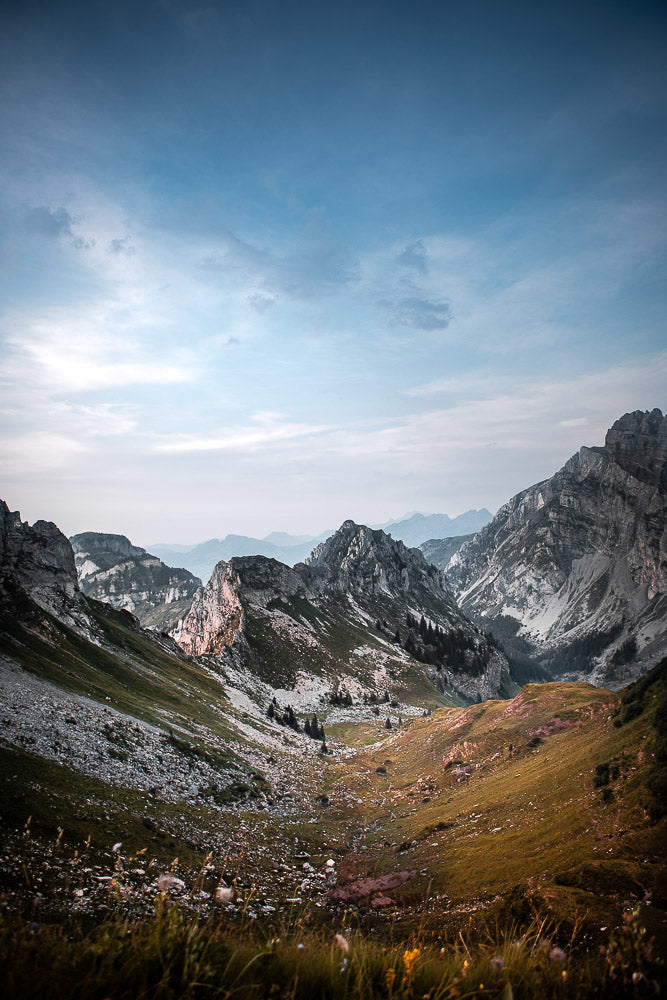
[[174, 519, 507, 703], [147, 509, 493, 582], [0, 411, 665, 992], [59, 409, 667, 694]]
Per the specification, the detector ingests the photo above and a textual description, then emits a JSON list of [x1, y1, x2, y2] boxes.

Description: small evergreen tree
[[385, 717, 392, 729]]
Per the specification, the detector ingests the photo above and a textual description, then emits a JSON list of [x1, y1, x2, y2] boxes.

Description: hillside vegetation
[[1, 598, 664, 997]]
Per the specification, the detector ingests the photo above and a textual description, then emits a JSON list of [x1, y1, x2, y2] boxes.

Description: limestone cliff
[[448, 410, 667, 686], [70, 532, 202, 631]]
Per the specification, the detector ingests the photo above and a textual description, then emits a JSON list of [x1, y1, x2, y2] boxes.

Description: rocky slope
[[419, 533, 475, 570], [0, 502, 313, 816], [173, 520, 508, 702], [70, 532, 202, 631], [447, 410, 667, 686]]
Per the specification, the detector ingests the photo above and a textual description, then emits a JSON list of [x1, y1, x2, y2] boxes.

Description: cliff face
[[0, 501, 81, 618], [448, 410, 667, 686], [70, 532, 202, 631], [173, 521, 508, 702]]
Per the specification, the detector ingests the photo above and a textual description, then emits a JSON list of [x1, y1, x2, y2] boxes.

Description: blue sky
[[1, 0, 665, 544]]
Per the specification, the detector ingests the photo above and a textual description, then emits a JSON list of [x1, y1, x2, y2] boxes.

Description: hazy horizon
[[2, 1, 665, 543]]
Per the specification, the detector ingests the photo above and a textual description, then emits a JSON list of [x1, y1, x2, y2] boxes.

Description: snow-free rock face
[[448, 410, 667, 686], [70, 532, 202, 631], [304, 519, 448, 602], [173, 557, 306, 657], [419, 534, 476, 571], [0, 500, 81, 616], [174, 521, 508, 702]]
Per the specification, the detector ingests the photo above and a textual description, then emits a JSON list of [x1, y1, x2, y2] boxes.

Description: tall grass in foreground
[[0, 897, 661, 999]]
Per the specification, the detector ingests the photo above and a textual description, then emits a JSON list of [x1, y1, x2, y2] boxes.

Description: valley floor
[[0, 657, 666, 997]]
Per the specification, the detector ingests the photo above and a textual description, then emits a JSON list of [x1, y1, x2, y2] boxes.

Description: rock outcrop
[[174, 520, 508, 702], [70, 532, 202, 631], [419, 534, 475, 571], [448, 410, 667, 686], [0, 500, 81, 619]]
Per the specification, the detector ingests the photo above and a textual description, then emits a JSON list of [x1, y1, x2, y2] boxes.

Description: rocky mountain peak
[[304, 520, 445, 600], [0, 500, 80, 613], [172, 521, 506, 702], [447, 410, 667, 686], [69, 531, 202, 631], [70, 532, 146, 565], [603, 408, 667, 489]]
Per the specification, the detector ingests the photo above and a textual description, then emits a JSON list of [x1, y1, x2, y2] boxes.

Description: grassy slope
[[246, 594, 454, 711], [323, 667, 667, 939], [0, 591, 665, 997], [1, 589, 665, 965], [0, 596, 245, 751]]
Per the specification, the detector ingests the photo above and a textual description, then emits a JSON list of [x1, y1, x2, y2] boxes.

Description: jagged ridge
[[174, 520, 508, 702], [447, 410, 667, 686]]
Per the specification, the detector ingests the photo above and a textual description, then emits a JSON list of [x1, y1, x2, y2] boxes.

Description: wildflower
[[549, 947, 566, 967], [334, 933, 350, 954], [112, 842, 122, 853], [386, 968, 396, 991], [403, 948, 421, 976], [632, 972, 643, 984], [215, 886, 234, 905], [340, 957, 349, 973], [490, 956, 504, 971], [297, 943, 305, 952]]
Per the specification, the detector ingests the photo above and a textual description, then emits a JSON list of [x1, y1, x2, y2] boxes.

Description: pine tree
[[385, 717, 392, 729]]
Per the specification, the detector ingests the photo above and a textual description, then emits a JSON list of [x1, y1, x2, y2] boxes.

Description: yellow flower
[[403, 948, 421, 977], [386, 967, 396, 991]]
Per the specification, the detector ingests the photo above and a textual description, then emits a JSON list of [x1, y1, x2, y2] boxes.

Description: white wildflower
[[334, 933, 350, 954], [549, 947, 567, 967], [215, 886, 234, 905]]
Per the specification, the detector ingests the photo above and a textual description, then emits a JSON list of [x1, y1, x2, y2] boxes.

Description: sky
[[1, 0, 665, 545]]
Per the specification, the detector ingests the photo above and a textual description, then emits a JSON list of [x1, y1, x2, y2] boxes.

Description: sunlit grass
[[0, 895, 661, 999]]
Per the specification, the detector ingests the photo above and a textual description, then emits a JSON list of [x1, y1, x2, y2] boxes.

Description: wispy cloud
[[154, 411, 331, 454], [382, 295, 453, 331], [396, 240, 429, 274], [107, 235, 135, 256], [2, 309, 197, 392]]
